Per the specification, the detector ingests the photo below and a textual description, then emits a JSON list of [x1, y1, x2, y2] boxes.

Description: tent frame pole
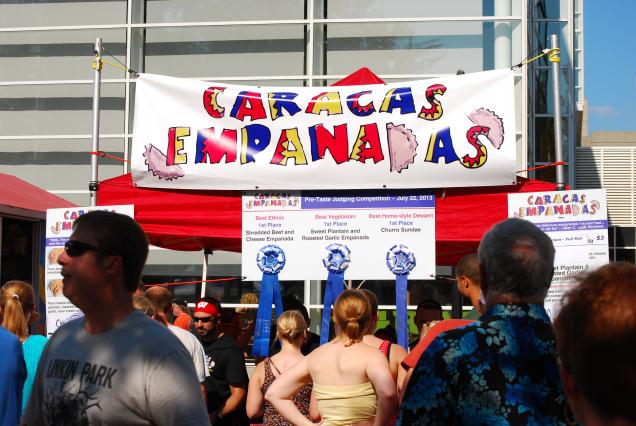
[[550, 34, 565, 190], [90, 38, 103, 207], [200, 250, 209, 298]]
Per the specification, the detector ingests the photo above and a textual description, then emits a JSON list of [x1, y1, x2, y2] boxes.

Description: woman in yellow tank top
[[266, 289, 397, 426]]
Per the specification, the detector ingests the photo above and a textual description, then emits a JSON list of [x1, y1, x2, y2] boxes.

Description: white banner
[[508, 189, 609, 319], [45, 205, 134, 336], [242, 192, 435, 280], [132, 70, 516, 190]]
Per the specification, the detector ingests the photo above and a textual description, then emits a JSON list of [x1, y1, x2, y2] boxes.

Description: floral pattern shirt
[[398, 304, 567, 426]]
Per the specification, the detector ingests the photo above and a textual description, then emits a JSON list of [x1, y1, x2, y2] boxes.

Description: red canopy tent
[[97, 68, 559, 265], [97, 173, 557, 266]]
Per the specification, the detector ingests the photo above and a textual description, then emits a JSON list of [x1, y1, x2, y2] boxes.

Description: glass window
[[531, 21, 569, 66], [0, 1, 127, 28], [534, 117, 568, 163], [533, 68, 570, 115], [532, 0, 567, 19], [326, 0, 493, 19], [0, 29, 126, 81], [0, 83, 125, 136], [615, 249, 635, 264], [615, 227, 636, 248], [316, 21, 519, 76], [2, 162, 124, 192], [134, 0, 304, 24], [132, 25, 306, 78]]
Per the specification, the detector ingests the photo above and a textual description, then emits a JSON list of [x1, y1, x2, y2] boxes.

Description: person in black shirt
[[194, 297, 249, 426]]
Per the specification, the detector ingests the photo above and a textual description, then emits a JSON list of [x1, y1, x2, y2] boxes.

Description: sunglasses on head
[[193, 316, 216, 324], [64, 240, 116, 257]]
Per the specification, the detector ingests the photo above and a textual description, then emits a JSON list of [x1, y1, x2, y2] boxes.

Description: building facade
[[0, 0, 584, 335]]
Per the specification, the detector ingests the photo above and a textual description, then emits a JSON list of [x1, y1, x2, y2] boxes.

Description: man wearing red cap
[[194, 297, 249, 425]]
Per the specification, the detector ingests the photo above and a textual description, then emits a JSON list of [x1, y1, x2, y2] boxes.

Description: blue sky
[[585, 1, 636, 132]]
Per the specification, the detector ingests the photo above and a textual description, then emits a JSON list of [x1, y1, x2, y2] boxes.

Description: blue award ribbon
[[320, 243, 351, 345], [252, 245, 285, 357], [386, 244, 416, 350]]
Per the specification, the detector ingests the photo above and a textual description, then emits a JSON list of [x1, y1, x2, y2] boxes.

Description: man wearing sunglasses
[[22, 210, 210, 426], [194, 298, 249, 425]]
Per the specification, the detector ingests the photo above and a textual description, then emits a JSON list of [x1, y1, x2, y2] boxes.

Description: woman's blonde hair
[[1, 280, 38, 342], [333, 289, 372, 346], [276, 310, 307, 345], [133, 295, 167, 325]]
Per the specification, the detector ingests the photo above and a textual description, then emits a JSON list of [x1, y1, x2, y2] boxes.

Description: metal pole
[[550, 34, 565, 190], [200, 250, 209, 298], [90, 38, 103, 206]]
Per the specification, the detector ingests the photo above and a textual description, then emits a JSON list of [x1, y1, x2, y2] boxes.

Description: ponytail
[[333, 289, 372, 346], [1, 281, 34, 342]]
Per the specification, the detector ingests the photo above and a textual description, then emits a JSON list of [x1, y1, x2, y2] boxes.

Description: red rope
[[143, 277, 239, 287], [516, 161, 566, 174], [90, 151, 130, 163]]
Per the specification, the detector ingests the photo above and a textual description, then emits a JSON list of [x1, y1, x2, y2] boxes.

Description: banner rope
[[89, 151, 130, 163], [511, 47, 560, 70], [92, 48, 139, 76], [516, 161, 566, 174], [143, 277, 240, 288]]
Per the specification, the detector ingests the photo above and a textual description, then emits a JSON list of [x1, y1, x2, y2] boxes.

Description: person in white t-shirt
[[144, 286, 208, 401]]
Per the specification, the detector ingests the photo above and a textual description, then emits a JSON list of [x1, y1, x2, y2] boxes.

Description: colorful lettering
[[346, 90, 375, 117], [305, 92, 343, 115], [425, 127, 459, 164], [195, 127, 237, 164], [230, 91, 267, 121], [270, 128, 308, 166], [167, 127, 190, 165], [268, 92, 302, 120], [202, 86, 226, 118], [240, 124, 271, 164], [309, 124, 349, 164], [418, 84, 447, 121], [380, 87, 416, 114], [460, 126, 489, 169], [349, 123, 384, 163]]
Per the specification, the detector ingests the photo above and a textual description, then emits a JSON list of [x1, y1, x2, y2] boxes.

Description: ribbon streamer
[[320, 243, 351, 345], [386, 244, 416, 349], [252, 245, 285, 357]]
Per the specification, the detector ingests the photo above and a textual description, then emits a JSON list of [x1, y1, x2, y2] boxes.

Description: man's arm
[[219, 385, 246, 417]]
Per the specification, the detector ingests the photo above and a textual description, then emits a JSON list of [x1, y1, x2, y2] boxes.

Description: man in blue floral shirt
[[398, 218, 567, 425]]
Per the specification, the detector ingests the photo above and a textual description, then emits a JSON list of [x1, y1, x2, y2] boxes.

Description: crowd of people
[[1, 211, 635, 425]]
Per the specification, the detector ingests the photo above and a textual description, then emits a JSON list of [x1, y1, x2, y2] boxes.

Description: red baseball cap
[[194, 299, 220, 317]]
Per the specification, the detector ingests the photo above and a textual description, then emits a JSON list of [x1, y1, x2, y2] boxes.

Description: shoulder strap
[[269, 357, 282, 376], [378, 339, 392, 359]]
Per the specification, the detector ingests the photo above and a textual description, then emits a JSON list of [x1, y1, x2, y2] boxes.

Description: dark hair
[[416, 299, 442, 316], [360, 289, 378, 316], [456, 253, 481, 285], [73, 210, 149, 293], [478, 218, 554, 300], [282, 295, 310, 326], [554, 262, 636, 422]]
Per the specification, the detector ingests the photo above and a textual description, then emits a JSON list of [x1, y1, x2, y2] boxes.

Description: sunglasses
[[64, 240, 116, 257], [193, 316, 216, 324]]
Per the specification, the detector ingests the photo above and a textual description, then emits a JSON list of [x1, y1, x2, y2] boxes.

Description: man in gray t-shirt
[[22, 211, 209, 426]]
